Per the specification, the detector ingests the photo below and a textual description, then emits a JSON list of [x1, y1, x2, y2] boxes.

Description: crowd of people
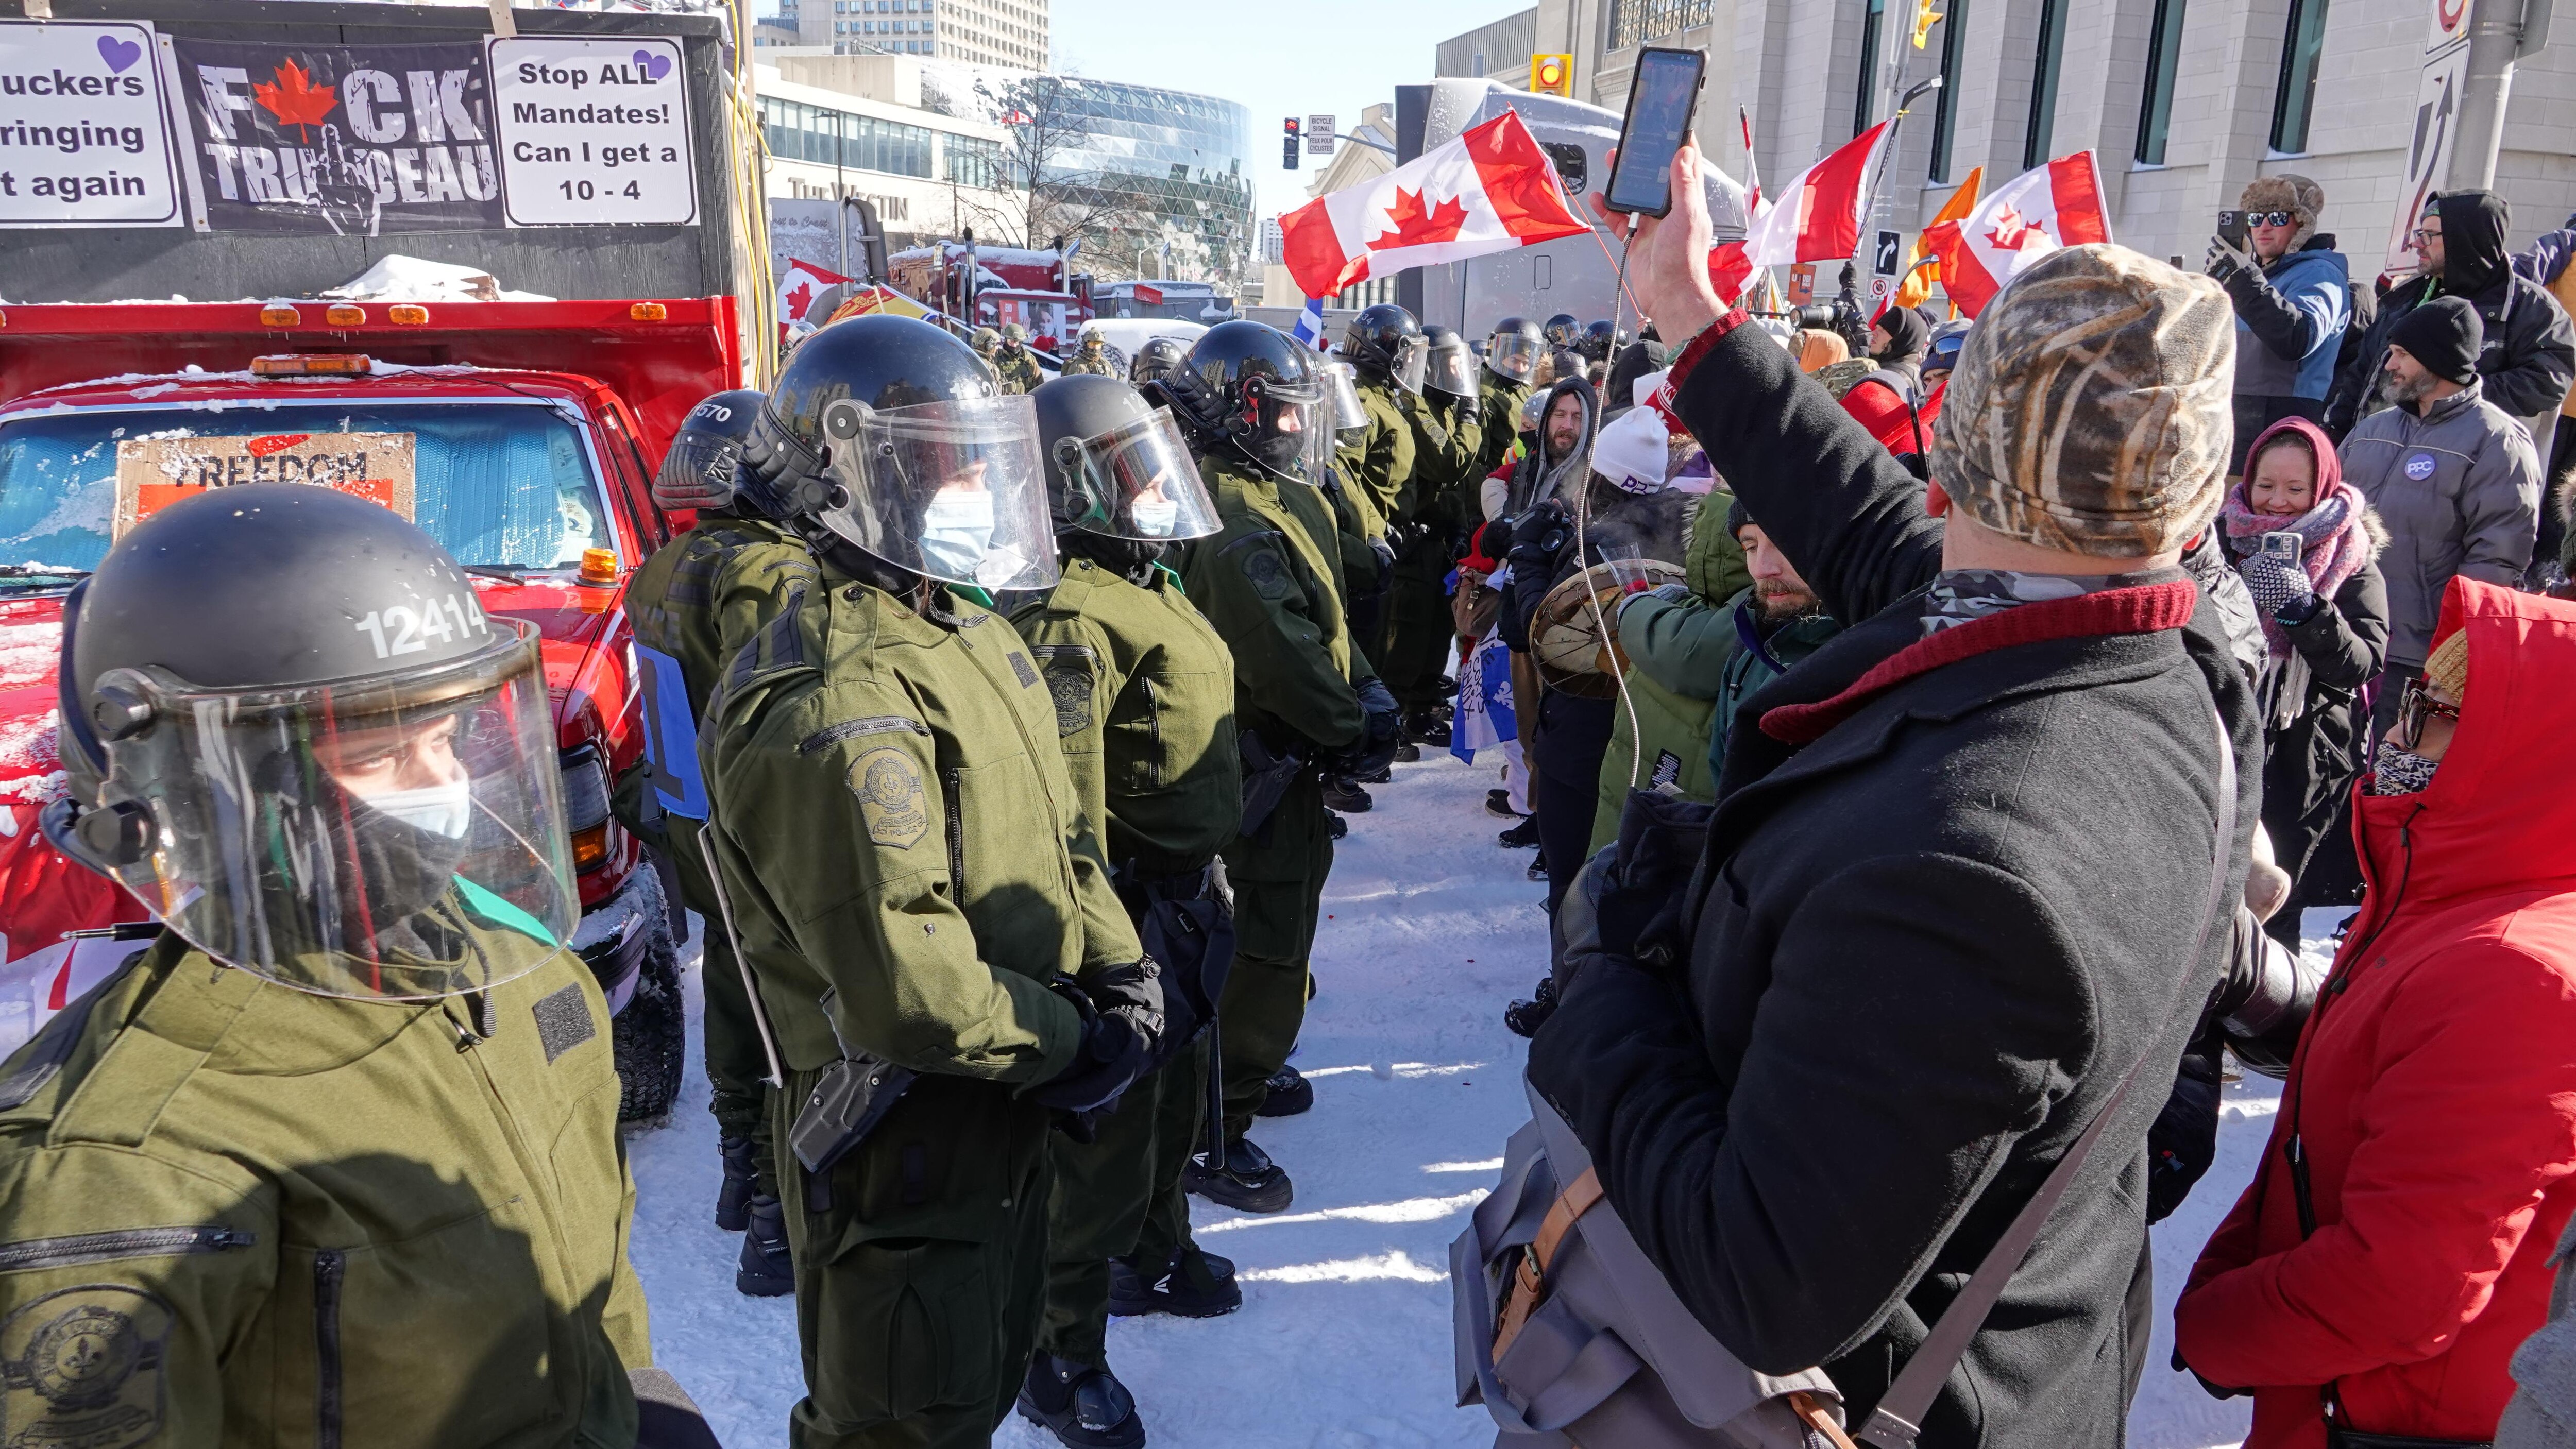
[[12, 136, 2576, 1449]]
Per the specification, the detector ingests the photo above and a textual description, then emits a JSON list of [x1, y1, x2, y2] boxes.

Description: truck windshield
[[0, 400, 614, 577]]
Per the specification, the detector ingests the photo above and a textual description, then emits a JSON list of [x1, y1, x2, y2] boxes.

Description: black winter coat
[[2222, 519, 2390, 878], [1528, 314, 2262, 1448]]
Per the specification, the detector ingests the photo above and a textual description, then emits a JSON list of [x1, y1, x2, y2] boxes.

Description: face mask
[[920, 490, 997, 579], [364, 777, 475, 840], [1128, 496, 1180, 537], [2370, 740, 2440, 796]]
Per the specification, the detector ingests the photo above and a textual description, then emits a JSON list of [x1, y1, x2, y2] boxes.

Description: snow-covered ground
[[628, 748, 2318, 1449]]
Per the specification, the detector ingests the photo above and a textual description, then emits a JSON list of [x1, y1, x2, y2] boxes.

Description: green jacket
[[1005, 555, 1243, 878], [1059, 348, 1116, 377], [1476, 372, 1531, 482], [1405, 393, 1483, 531], [0, 926, 650, 1448], [699, 554, 1142, 1077], [1177, 458, 1374, 755], [1588, 496, 1749, 850], [1335, 377, 1417, 527], [995, 349, 1045, 395]]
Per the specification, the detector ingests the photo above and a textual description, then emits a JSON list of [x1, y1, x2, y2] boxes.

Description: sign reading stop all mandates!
[[486, 35, 695, 227]]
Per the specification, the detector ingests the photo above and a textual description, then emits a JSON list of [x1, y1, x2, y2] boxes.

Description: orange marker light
[[249, 354, 373, 377], [628, 301, 669, 321], [260, 305, 302, 327], [579, 548, 620, 585], [388, 304, 430, 326], [325, 304, 365, 326]]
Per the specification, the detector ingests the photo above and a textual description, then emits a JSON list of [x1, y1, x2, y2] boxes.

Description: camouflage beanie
[[1933, 244, 2235, 558]]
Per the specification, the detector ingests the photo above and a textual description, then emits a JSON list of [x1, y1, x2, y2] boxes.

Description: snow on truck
[[0, 0, 768, 1119]]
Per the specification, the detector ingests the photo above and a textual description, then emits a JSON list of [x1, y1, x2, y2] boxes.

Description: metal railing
[[1608, 0, 1715, 51]]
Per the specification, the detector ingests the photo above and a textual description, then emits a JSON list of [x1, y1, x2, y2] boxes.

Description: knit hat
[[1875, 305, 1928, 360], [1933, 244, 2235, 558], [2424, 626, 2470, 702], [2388, 294, 2483, 385], [1591, 402, 1672, 493], [2239, 174, 2324, 249]]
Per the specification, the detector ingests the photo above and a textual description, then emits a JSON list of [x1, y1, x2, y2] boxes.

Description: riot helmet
[[1130, 336, 1187, 385], [752, 313, 1057, 592], [46, 485, 575, 1000], [1168, 320, 1332, 485], [1318, 359, 1370, 437], [1343, 303, 1427, 394], [1032, 374, 1220, 542], [653, 388, 770, 515], [1542, 313, 1581, 351], [1580, 319, 1620, 362], [1486, 316, 1543, 383], [1423, 326, 1477, 401]]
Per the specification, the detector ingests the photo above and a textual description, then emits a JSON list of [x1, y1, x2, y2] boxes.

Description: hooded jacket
[[2177, 578, 2576, 1449], [2338, 375, 2540, 666], [1504, 375, 1598, 519], [2329, 193, 2576, 438], [2228, 235, 2352, 403]]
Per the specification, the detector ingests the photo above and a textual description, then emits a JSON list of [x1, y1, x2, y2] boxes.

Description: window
[[2134, 0, 2187, 164], [2272, 0, 2330, 152], [1608, 0, 1716, 49], [1854, 0, 1886, 138], [1928, 0, 1968, 181], [2024, 0, 2071, 167]]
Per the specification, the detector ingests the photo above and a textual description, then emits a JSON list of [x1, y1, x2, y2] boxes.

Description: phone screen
[[1605, 48, 1705, 218]]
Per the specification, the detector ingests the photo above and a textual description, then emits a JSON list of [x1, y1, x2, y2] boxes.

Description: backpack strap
[[1492, 1166, 1604, 1360], [1858, 704, 2239, 1448]]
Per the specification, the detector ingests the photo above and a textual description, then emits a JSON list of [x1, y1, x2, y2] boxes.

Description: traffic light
[[1911, 0, 1943, 48], [1284, 116, 1301, 171], [1530, 53, 1573, 97]]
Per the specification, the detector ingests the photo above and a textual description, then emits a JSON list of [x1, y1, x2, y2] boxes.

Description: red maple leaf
[[252, 58, 337, 141], [783, 280, 815, 320], [1368, 187, 1469, 251], [1984, 203, 2052, 253]]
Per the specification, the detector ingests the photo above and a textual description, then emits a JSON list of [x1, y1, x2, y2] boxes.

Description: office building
[[787, 0, 1046, 65]]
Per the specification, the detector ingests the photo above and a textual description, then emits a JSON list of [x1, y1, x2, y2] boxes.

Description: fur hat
[[1933, 244, 2235, 558], [2239, 174, 2324, 249]]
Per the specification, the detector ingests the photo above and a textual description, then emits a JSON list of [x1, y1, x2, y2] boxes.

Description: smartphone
[[1604, 47, 1706, 218], [2217, 209, 2249, 250], [2261, 531, 2303, 566]]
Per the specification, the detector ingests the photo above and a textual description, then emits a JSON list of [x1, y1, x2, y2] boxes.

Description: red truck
[[0, 297, 741, 1119]]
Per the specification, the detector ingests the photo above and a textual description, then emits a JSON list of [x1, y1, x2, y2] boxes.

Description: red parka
[[2175, 578, 2576, 1447]]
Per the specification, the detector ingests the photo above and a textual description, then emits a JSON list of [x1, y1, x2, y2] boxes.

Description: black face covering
[[1061, 530, 1167, 579], [2434, 191, 2512, 299], [329, 782, 475, 959], [1874, 305, 1928, 364]]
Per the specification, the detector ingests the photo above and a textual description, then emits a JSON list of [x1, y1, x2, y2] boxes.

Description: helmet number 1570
[[353, 593, 489, 659]]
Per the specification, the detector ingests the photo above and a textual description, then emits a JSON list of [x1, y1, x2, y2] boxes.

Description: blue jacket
[[2227, 237, 2349, 403]]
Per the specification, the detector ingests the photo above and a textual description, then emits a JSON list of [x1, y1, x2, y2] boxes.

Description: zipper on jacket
[[0, 1224, 254, 1273], [315, 1249, 345, 1449], [800, 715, 930, 755], [942, 768, 967, 902], [1141, 677, 1164, 788]]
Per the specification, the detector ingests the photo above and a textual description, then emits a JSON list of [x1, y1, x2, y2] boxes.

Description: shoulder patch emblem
[[1, 1285, 172, 1449], [531, 983, 597, 1064], [849, 746, 930, 849], [1241, 547, 1293, 602], [1046, 664, 1094, 737]]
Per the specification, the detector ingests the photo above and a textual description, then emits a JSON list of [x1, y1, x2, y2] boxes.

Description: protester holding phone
[[2220, 417, 2390, 944], [2207, 176, 2352, 474]]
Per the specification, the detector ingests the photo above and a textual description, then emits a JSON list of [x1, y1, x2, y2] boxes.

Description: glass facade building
[[1039, 79, 1253, 284]]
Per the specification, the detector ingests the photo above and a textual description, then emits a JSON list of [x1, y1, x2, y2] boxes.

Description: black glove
[[1031, 960, 1166, 1114], [2171, 1345, 2246, 1401], [2145, 1041, 2222, 1224], [2204, 235, 2252, 286], [1508, 501, 1568, 566], [1336, 678, 1402, 779]]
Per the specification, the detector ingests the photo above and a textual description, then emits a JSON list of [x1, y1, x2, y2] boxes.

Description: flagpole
[[1858, 74, 1945, 281]]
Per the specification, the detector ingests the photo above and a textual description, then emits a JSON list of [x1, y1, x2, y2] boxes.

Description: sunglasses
[[2246, 211, 2298, 228], [2392, 677, 2461, 751]]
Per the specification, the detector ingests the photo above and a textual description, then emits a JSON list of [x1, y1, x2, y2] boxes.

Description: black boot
[[1486, 789, 1527, 820], [1016, 1352, 1146, 1449], [1183, 1137, 1294, 1214], [736, 1194, 794, 1298], [1327, 811, 1349, 840], [715, 1134, 757, 1232], [1499, 815, 1541, 849], [1323, 779, 1373, 813], [1404, 710, 1451, 746], [1109, 1248, 1243, 1318], [1504, 976, 1559, 1038], [1394, 741, 1422, 763], [1255, 1063, 1313, 1117]]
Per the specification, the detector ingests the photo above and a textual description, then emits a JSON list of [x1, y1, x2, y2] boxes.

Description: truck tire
[[614, 909, 687, 1123]]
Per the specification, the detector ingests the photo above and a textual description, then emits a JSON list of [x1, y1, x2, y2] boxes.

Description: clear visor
[[90, 623, 576, 1000], [1392, 336, 1429, 395], [652, 428, 743, 512], [819, 394, 1061, 591], [1427, 345, 1476, 398], [1487, 333, 1541, 382], [1055, 407, 1222, 541], [1320, 361, 1370, 435]]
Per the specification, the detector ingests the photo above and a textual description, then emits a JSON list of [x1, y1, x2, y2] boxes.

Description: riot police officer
[[1006, 374, 1244, 1448], [1478, 317, 1543, 480], [14, 485, 697, 1445], [1165, 321, 1399, 1212], [703, 314, 1170, 1449], [1331, 304, 1426, 783], [616, 387, 810, 1298], [1129, 336, 1185, 386], [1579, 318, 1620, 364], [1541, 312, 1581, 353], [1381, 326, 1483, 753], [995, 322, 1046, 395]]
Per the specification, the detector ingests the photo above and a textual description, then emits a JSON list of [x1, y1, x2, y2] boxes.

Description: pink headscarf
[[2221, 416, 2371, 653]]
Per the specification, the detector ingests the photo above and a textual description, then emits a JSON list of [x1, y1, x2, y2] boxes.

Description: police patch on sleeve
[[1241, 547, 1293, 602], [1, 1285, 173, 1449], [849, 746, 930, 849], [1046, 665, 1094, 738]]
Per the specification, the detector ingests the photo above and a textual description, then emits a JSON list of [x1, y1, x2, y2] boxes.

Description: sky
[[1046, 0, 1516, 224]]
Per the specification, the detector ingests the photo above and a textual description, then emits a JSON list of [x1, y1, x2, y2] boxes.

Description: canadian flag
[[1921, 151, 2111, 317], [777, 259, 853, 332], [1278, 110, 1590, 300], [1741, 121, 1892, 270]]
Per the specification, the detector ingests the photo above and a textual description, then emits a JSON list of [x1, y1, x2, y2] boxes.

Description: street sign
[[2385, 0, 2472, 274], [1872, 229, 1903, 278], [1308, 114, 1335, 157], [1786, 263, 1816, 305]]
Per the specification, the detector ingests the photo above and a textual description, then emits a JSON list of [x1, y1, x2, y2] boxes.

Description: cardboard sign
[[487, 36, 695, 227], [0, 20, 184, 228], [114, 433, 415, 536]]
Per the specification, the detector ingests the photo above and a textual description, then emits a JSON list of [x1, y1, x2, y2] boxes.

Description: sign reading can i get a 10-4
[[486, 36, 695, 227]]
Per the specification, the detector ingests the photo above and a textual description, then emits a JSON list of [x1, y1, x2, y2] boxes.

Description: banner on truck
[[486, 36, 696, 227], [167, 38, 501, 235], [114, 433, 417, 536], [0, 20, 185, 229]]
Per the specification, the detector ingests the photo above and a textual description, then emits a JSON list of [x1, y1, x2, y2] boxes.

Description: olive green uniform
[[700, 553, 1142, 1449], [0, 920, 650, 1447], [1336, 377, 1420, 646], [619, 513, 813, 1186], [1476, 371, 1532, 482], [1176, 459, 1373, 1140], [1058, 345, 1116, 377], [1005, 555, 1241, 1367], [1380, 393, 1482, 715], [995, 349, 1045, 395]]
